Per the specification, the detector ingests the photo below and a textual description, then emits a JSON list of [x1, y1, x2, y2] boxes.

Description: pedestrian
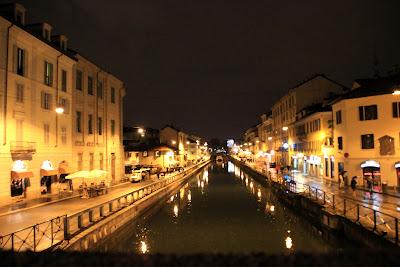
[[338, 171, 343, 188], [350, 176, 357, 197]]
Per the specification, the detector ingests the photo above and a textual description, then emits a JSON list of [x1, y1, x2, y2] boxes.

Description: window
[[361, 134, 374, 149], [89, 153, 94, 170], [335, 110, 342, 124], [16, 48, 25, 76], [16, 120, 23, 141], [111, 119, 115, 136], [97, 81, 103, 99], [44, 29, 50, 41], [16, 84, 24, 103], [76, 70, 83, 90], [76, 111, 82, 133], [393, 102, 400, 118], [88, 76, 93, 95], [359, 105, 377, 121], [59, 98, 69, 114], [98, 117, 102, 135], [61, 70, 67, 92], [44, 61, 53, 86], [61, 127, 67, 145], [111, 87, 115, 103], [16, 10, 24, 24], [337, 136, 343, 150], [88, 114, 93, 134], [41, 92, 52, 110], [99, 153, 104, 169], [44, 124, 50, 144]]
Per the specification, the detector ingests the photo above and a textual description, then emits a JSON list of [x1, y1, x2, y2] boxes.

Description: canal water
[[95, 162, 348, 254]]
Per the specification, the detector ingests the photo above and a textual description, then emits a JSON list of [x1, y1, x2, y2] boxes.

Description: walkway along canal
[[94, 162, 353, 254]]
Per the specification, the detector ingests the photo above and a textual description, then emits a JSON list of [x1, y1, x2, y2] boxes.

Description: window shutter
[[23, 49, 28, 77], [12, 45, 18, 72], [393, 102, 398, 118], [50, 63, 53, 86], [41, 91, 44, 109], [358, 106, 364, 121]]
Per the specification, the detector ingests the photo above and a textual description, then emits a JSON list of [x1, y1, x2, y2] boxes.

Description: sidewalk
[[238, 158, 400, 217], [0, 161, 208, 236], [0, 177, 157, 235]]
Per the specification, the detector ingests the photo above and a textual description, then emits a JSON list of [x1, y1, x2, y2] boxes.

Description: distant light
[[256, 140, 260, 143], [204, 142, 208, 146], [270, 205, 275, 212], [285, 236, 293, 249], [173, 205, 178, 216], [282, 126, 288, 131], [283, 143, 289, 149], [137, 128, 144, 134], [188, 191, 192, 201], [393, 90, 400, 95], [186, 141, 190, 144], [55, 107, 64, 114], [172, 140, 176, 145], [268, 137, 272, 141]]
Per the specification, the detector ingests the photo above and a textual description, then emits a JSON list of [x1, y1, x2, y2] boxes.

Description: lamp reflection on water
[[285, 236, 293, 249], [188, 191, 192, 202], [173, 204, 178, 217], [140, 241, 148, 254]]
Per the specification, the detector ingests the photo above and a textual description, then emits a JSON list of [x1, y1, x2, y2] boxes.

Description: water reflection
[[96, 162, 345, 254]]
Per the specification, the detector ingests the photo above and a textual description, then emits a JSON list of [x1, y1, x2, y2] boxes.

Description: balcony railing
[[10, 141, 36, 153]]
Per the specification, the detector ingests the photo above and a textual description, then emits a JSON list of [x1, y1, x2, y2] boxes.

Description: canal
[[95, 162, 350, 254]]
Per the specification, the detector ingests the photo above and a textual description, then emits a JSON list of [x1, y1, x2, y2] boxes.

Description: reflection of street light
[[172, 140, 176, 145], [268, 137, 273, 141], [282, 126, 288, 131]]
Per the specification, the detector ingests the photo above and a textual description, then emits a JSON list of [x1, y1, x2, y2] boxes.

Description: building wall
[[333, 94, 400, 187], [0, 17, 76, 201], [71, 55, 125, 185]]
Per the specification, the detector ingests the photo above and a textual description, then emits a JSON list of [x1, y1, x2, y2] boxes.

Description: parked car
[[128, 166, 150, 183]]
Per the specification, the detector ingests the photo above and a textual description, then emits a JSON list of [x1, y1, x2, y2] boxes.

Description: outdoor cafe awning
[[11, 171, 34, 179], [40, 169, 58, 176]]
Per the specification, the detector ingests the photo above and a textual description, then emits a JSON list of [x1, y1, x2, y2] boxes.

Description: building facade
[[332, 77, 400, 189], [0, 3, 125, 202]]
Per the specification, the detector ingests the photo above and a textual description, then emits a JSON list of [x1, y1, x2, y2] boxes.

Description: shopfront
[[59, 160, 72, 191], [40, 160, 58, 194], [395, 162, 400, 187], [11, 160, 33, 198], [361, 160, 381, 192]]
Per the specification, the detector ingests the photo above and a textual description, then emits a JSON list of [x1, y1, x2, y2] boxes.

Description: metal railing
[[0, 161, 208, 252], [0, 215, 66, 252], [270, 173, 400, 245]]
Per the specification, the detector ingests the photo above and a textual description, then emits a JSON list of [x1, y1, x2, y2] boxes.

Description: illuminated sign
[[360, 160, 380, 168], [395, 162, 400, 169]]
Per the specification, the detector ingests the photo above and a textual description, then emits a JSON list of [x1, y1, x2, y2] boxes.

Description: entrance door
[[111, 153, 116, 183]]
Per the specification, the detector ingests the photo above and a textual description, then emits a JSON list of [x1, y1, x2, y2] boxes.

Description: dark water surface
[[95, 162, 348, 254]]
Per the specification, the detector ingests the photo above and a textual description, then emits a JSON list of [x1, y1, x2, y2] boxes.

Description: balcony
[[10, 141, 36, 154]]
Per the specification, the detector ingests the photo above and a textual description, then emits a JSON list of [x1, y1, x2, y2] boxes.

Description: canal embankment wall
[[61, 161, 209, 251], [229, 156, 397, 249]]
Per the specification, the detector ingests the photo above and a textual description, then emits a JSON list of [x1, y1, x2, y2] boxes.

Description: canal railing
[[271, 173, 400, 246], [0, 161, 209, 252], [0, 215, 67, 252], [233, 158, 400, 246]]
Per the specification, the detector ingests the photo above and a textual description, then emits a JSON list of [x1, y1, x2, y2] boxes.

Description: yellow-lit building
[[332, 76, 400, 190], [271, 74, 345, 166], [292, 106, 334, 179], [0, 3, 125, 202]]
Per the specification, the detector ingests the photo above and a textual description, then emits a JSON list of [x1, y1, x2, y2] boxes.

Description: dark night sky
[[6, 0, 400, 140]]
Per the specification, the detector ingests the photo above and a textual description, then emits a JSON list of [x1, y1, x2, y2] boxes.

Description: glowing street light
[[137, 128, 144, 134], [282, 126, 288, 131], [55, 107, 64, 114], [393, 90, 400, 95], [268, 137, 273, 141], [172, 140, 177, 145]]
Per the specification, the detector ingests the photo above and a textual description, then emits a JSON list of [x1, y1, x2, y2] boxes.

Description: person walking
[[350, 176, 357, 197]]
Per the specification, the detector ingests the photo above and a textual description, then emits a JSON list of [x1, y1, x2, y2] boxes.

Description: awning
[[395, 162, 400, 169], [59, 166, 71, 174], [11, 171, 34, 179], [40, 169, 58, 176], [360, 160, 380, 168]]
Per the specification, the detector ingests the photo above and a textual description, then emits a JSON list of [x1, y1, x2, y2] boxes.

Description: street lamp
[[172, 140, 176, 145], [393, 90, 400, 95], [55, 107, 64, 114], [282, 126, 288, 131]]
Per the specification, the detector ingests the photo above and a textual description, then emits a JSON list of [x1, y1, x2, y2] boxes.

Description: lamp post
[[55, 106, 64, 147]]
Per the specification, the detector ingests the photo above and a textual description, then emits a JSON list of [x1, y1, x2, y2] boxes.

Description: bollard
[[356, 204, 360, 221], [323, 191, 326, 205], [77, 214, 83, 229], [100, 206, 104, 217], [373, 210, 377, 231], [343, 199, 346, 216], [332, 195, 335, 210], [33, 225, 37, 252], [89, 210, 94, 223], [109, 202, 113, 212], [395, 218, 399, 244], [63, 216, 69, 240], [51, 219, 54, 245]]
